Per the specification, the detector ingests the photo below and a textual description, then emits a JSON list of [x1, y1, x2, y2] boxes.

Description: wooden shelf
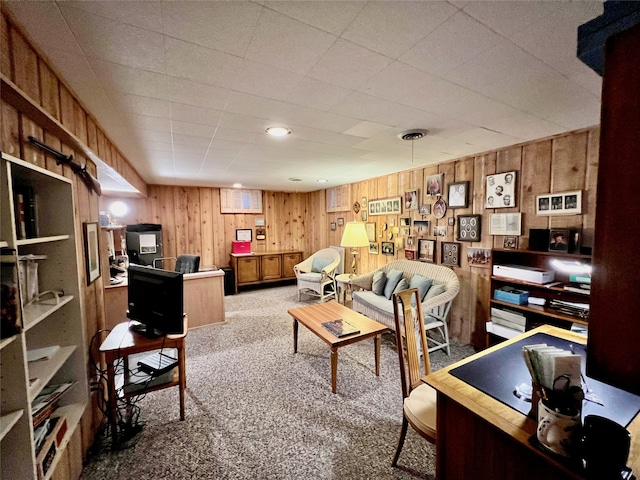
[[16, 235, 69, 247], [0, 410, 24, 441], [489, 299, 588, 326], [22, 295, 74, 331]]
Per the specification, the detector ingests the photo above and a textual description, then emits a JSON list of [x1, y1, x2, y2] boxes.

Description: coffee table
[[288, 300, 389, 394]]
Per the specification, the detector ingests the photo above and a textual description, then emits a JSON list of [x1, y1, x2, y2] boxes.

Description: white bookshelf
[[1, 152, 88, 480]]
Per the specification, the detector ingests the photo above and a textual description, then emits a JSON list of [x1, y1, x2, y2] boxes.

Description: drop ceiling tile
[[123, 113, 171, 133], [400, 10, 504, 76], [171, 120, 215, 138], [164, 37, 244, 88], [225, 91, 288, 120], [172, 133, 212, 149], [162, 1, 262, 57], [308, 39, 392, 90], [59, 4, 166, 73], [61, 1, 164, 32], [209, 139, 246, 154], [108, 92, 170, 118], [166, 77, 231, 111], [245, 9, 336, 75], [233, 61, 305, 100], [90, 59, 168, 98], [359, 61, 436, 102], [450, 127, 522, 149], [341, 1, 458, 58], [170, 104, 223, 127], [343, 121, 396, 138], [217, 112, 273, 134], [266, 1, 365, 35], [212, 127, 258, 144], [285, 77, 352, 111], [275, 104, 360, 133]]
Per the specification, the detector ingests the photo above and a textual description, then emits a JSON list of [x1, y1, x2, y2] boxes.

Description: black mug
[[582, 415, 631, 479]]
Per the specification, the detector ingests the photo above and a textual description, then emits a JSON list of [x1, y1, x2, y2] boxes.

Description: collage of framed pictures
[[485, 171, 516, 208], [448, 181, 469, 208], [369, 196, 402, 216], [536, 190, 582, 216], [457, 214, 481, 242]]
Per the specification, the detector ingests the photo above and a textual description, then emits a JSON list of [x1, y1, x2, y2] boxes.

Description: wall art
[[448, 181, 470, 209], [441, 242, 461, 267], [426, 174, 443, 196], [434, 197, 447, 219], [485, 171, 516, 208], [457, 214, 481, 242], [489, 213, 522, 235], [404, 189, 419, 210], [368, 196, 402, 216], [418, 239, 435, 263], [381, 241, 395, 256], [536, 190, 582, 216]]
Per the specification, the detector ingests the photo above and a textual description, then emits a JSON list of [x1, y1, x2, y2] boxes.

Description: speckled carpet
[[81, 285, 475, 480]]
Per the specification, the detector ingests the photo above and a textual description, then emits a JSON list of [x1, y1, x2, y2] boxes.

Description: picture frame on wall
[[337, 218, 344, 227], [489, 213, 522, 236], [368, 196, 402, 216], [426, 174, 443, 196], [404, 189, 419, 210], [467, 247, 491, 267], [434, 225, 447, 237], [330, 222, 336, 231], [413, 220, 430, 236], [457, 214, 481, 242], [381, 241, 395, 256], [448, 181, 469, 208], [485, 171, 516, 208], [400, 217, 411, 227], [504, 236, 518, 249], [236, 228, 252, 241], [418, 238, 435, 263], [441, 242, 461, 267], [434, 197, 447, 219], [369, 242, 379, 254], [549, 229, 570, 252], [365, 222, 376, 242], [418, 204, 431, 215], [536, 190, 582, 216], [83, 222, 101, 285]]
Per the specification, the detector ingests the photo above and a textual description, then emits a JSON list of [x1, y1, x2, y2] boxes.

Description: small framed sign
[[236, 229, 252, 242]]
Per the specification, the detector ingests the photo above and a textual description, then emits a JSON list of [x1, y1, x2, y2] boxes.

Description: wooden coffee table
[[288, 301, 389, 394]]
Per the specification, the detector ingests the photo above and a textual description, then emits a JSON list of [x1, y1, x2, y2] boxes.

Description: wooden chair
[[391, 288, 437, 467]]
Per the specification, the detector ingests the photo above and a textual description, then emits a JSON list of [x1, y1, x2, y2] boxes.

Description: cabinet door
[[261, 255, 282, 280], [237, 256, 260, 283], [282, 253, 302, 279]]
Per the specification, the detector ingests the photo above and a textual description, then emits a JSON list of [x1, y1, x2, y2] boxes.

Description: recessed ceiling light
[[233, 183, 242, 188], [266, 126, 292, 137], [317, 179, 328, 183], [288, 177, 302, 182]]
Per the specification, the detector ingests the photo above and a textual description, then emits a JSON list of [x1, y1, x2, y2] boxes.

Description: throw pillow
[[424, 283, 445, 301], [372, 271, 387, 295], [311, 257, 332, 273], [409, 274, 433, 301], [393, 278, 409, 294], [384, 269, 404, 299]]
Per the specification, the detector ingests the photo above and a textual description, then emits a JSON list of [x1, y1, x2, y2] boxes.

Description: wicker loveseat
[[349, 260, 460, 354]]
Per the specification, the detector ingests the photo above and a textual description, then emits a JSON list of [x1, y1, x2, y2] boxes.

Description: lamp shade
[[340, 222, 369, 248]]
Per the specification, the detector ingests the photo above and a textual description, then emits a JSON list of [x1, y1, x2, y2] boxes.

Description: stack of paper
[[522, 344, 582, 390], [490, 307, 526, 333]]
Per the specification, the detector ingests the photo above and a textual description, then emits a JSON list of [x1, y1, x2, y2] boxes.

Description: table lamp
[[340, 222, 370, 277]]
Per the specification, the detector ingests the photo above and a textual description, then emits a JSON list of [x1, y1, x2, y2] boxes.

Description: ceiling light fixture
[[288, 177, 302, 182], [266, 126, 292, 137], [398, 129, 429, 164], [233, 183, 242, 188], [317, 179, 328, 183]]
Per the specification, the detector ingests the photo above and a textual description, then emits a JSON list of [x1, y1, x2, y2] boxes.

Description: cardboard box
[[492, 264, 555, 284], [494, 287, 530, 305], [232, 241, 251, 254]]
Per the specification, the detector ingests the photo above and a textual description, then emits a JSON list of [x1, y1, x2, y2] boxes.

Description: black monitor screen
[[126, 265, 184, 337]]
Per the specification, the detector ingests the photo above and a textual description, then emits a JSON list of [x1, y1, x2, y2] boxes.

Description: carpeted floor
[[81, 285, 476, 480]]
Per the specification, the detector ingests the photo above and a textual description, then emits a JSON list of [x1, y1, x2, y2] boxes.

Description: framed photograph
[[361, 197, 367, 207], [405, 249, 416, 260], [337, 217, 344, 226], [361, 210, 367, 221], [457, 214, 481, 242], [489, 213, 522, 235], [382, 241, 395, 256], [330, 222, 336, 231], [418, 238, 436, 263], [536, 190, 582, 216], [404, 189, 419, 210], [83, 222, 101, 285], [401, 227, 411, 236], [486, 171, 516, 208], [549, 229, 570, 252], [236, 228, 252, 241], [369, 242, 379, 254], [434, 225, 447, 237], [426, 174, 443, 196], [255, 217, 266, 227], [504, 236, 518, 249], [434, 197, 447, 219], [413, 220, 430, 236], [406, 235, 416, 249], [368, 196, 402, 216], [441, 242, 461, 267], [418, 204, 431, 215], [448, 217, 455, 226], [400, 217, 411, 227], [365, 222, 376, 242], [467, 247, 491, 267], [448, 181, 469, 208]]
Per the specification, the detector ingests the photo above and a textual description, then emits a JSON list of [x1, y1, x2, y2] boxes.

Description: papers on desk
[[522, 344, 582, 390]]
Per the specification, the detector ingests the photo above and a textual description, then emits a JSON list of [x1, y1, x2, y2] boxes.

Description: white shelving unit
[[1, 152, 88, 480]]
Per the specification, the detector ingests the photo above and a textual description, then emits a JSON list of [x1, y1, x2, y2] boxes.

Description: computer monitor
[[126, 265, 184, 337]]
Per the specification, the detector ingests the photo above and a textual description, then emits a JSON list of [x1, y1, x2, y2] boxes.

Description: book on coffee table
[[321, 319, 360, 338]]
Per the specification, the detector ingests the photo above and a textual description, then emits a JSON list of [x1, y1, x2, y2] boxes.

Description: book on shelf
[[548, 299, 589, 318], [27, 345, 61, 363], [486, 321, 522, 340], [14, 185, 38, 238], [31, 382, 74, 428], [1, 247, 22, 338], [321, 319, 360, 338], [490, 316, 526, 332], [14, 191, 26, 239], [563, 283, 591, 295], [490, 307, 526, 326]]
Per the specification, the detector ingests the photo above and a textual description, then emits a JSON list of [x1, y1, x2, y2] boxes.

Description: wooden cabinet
[[488, 248, 591, 345], [230, 251, 302, 293], [0, 152, 88, 479]]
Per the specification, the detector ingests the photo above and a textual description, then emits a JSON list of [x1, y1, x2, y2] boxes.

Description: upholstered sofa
[[349, 260, 460, 354]]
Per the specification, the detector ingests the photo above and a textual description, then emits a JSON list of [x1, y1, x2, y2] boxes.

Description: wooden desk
[[99, 319, 188, 441], [424, 325, 640, 480]]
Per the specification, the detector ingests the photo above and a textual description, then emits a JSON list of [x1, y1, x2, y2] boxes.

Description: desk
[[99, 319, 188, 441], [424, 325, 640, 480]]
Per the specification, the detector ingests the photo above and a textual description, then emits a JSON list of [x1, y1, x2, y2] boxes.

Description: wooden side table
[[334, 273, 353, 304], [99, 318, 188, 442]]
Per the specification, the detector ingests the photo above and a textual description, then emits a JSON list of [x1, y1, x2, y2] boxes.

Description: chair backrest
[[392, 288, 432, 399], [175, 254, 200, 274]]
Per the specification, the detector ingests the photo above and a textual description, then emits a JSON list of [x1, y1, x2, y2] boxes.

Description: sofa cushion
[[425, 283, 445, 300], [372, 271, 387, 296], [311, 257, 332, 273], [393, 278, 409, 294], [352, 290, 395, 317], [409, 274, 433, 301], [384, 269, 404, 299], [298, 272, 322, 282]]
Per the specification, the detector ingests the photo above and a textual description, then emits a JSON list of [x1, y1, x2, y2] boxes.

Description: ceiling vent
[[398, 129, 429, 141]]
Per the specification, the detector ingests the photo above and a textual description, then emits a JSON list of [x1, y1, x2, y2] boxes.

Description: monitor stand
[[128, 321, 163, 339]]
